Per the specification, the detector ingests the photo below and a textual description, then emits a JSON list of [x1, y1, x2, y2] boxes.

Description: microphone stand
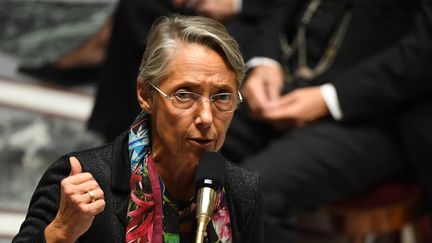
[[195, 187, 217, 243]]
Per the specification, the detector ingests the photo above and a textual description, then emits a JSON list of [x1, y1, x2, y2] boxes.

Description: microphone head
[[194, 152, 226, 190]]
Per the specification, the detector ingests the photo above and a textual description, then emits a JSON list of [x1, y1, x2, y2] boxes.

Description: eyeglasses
[[148, 82, 242, 113]]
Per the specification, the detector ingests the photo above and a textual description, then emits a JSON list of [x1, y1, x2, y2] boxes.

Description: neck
[[153, 155, 197, 201]]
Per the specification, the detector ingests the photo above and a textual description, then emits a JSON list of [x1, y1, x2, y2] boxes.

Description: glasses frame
[[148, 82, 242, 113]]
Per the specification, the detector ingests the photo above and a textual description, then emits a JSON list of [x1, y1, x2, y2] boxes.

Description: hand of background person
[[172, 0, 194, 9], [44, 157, 105, 243], [195, 0, 238, 21], [241, 64, 285, 119], [261, 86, 330, 129]]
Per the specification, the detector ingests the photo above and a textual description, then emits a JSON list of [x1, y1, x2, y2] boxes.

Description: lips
[[190, 137, 214, 146]]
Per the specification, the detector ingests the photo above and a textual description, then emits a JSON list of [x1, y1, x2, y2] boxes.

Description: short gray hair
[[138, 14, 245, 87]]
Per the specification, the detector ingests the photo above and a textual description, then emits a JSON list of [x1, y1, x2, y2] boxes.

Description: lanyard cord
[[280, 0, 352, 81]]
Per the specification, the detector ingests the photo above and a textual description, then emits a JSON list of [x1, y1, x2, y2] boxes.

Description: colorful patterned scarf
[[126, 111, 232, 243]]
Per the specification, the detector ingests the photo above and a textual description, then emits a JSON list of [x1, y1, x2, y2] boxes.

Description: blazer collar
[[110, 131, 131, 226], [111, 131, 131, 193]]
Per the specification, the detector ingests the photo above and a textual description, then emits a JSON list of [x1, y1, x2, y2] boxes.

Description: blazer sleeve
[[226, 162, 264, 242], [242, 172, 264, 242], [333, 0, 432, 121], [12, 155, 70, 243]]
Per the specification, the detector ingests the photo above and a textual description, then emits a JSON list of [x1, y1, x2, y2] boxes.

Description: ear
[[137, 78, 153, 114]]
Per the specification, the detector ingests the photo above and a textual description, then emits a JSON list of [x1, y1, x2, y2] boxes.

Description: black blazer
[[13, 132, 263, 242]]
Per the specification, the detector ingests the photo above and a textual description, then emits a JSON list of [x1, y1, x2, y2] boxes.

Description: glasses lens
[[169, 91, 240, 112], [211, 93, 238, 112], [172, 92, 200, 110]]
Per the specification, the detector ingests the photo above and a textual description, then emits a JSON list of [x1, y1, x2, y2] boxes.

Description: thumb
[[69, 156, 82, 176]]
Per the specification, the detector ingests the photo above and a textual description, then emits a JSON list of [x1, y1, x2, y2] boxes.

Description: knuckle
[[60, 179, 69, 188], [99, 190, 105, 199], [83, 172, 94, 179], [91, 180, 99, 188], [78, 204, 88, 212], [70, 196, 80, 205], [61, 185, 74, 196]]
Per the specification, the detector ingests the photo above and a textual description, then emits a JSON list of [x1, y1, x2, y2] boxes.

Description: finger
[[262, 95, 296, 119], [86, 199, 106, 216], [63, 172, 95, 186], [195, 0, 211, 13], [64, 188, 104, 208], [71, 198, 105, 216], [75, 180, 102, 195], [81, 188, 105, 204], [258, 64, 284, 101], [60, 175, 97, 201], [197, 0, 225, 10], [242, 77, 271, 114], [265, 79, 284, 101], [90, 188, 105, 201], [69, 156, 82, 176], [263, 73, 284, 101], [266, 106, 296, 121]]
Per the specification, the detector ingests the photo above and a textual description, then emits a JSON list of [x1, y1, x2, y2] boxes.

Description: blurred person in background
[[221, 0, 432, 241]]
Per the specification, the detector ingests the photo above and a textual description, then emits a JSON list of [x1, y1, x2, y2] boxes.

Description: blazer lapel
[[224, 162, 241, 243], [112, 190, 129, 227], [110, 131, 132, 227]]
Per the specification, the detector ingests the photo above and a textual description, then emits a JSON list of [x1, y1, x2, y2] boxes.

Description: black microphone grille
[[195, 152, 226, 189]]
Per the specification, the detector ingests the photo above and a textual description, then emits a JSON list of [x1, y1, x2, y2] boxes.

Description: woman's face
[[138, 43, 238, 164]]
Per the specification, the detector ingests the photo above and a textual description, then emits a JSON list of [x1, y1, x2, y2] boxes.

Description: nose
[[195, 99, 214, 128]]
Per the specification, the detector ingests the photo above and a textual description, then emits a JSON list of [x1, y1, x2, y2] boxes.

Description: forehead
[[161, 43, 237, 89]]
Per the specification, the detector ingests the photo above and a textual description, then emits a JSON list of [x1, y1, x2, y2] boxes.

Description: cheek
[[157, 112, 191, 142], [215, 115, 233, 148]]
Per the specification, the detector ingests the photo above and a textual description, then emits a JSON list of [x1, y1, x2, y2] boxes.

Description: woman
[[13, 15, 263, 243]]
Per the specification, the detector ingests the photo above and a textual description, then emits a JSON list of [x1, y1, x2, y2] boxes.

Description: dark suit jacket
[[13, 132, 263, 242], [252, 0, 432, 208]]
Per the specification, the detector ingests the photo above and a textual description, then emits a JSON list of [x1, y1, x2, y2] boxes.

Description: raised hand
[[262, 86, 329, 129], [241, 64, 285, 119], [195, 0, 238, 22], [45, 157, 105, 243]]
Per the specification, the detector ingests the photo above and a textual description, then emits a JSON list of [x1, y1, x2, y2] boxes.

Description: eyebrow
[[170, 81, 236, 92]]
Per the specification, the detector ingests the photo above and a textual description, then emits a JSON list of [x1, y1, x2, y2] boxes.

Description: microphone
[[194, 152, 226, 243]]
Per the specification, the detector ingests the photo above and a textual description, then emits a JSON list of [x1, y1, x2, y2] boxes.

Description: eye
[[212, 93, 234, 102], [173, 91, 196, 101]]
